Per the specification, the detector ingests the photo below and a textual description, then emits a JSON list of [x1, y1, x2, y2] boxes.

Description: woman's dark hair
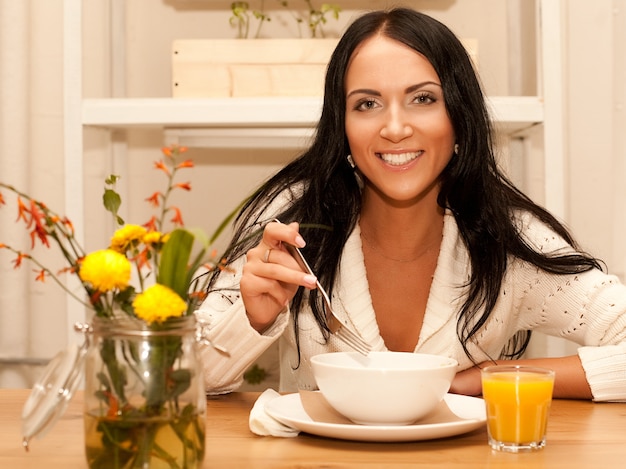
[[209, 8, 602, 362]]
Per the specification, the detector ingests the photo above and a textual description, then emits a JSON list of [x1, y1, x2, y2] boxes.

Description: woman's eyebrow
[[405, 81, 442, 93], [346, 81, 442, 100], [346, 88, 380, 99]]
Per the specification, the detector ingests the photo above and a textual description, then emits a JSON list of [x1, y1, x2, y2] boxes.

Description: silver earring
[[454, 144, 459, 155], [346, 154, 363, 189]]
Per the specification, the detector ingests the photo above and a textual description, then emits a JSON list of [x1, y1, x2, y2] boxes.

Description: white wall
[[0, 0, 624, 387], [566, 1, 626, 278]]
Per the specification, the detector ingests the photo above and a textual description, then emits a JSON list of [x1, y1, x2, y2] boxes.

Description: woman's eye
[[414, 92, 436, 104], [354, 99, 379, 111]]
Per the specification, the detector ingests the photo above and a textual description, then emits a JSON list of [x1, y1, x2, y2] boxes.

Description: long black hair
[[209, 8, 602, 361]]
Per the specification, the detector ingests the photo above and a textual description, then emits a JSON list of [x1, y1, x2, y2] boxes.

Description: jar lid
[[21, 343, 86, 450]]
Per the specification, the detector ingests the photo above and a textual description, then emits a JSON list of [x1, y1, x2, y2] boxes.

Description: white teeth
[[378, 151, 422, 166]]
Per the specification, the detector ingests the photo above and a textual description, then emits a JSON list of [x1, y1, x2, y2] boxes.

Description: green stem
[[157, 163, 177, 232], [132, 423, 159, 468], [150, 440, 183, 469], [0, 245, 94, 309]]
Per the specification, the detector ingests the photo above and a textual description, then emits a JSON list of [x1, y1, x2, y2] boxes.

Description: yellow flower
[[142, 231, 163, 245], [132, 284, 187, 324], [110, 224, 148, 252], [79, 249, 131, 292]]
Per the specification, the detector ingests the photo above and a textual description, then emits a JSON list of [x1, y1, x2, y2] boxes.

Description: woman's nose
[[379, 106, 413, 142]]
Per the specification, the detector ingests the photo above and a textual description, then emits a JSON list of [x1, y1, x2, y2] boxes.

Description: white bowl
[[310, 351, 458, 425]]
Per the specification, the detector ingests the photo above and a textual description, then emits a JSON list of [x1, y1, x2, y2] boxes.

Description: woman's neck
[[359, 191, 445, 263]]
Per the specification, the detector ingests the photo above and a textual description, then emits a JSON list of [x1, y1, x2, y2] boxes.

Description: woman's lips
[[376, 151, 423, 166]]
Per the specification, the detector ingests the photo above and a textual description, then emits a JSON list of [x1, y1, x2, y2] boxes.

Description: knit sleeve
[[195, 255, 289, 394], [578, 344, 626, 401], [196, 298, 288, 395]]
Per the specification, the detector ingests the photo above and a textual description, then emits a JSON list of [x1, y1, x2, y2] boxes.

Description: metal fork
[[281, 239, 371, 356]]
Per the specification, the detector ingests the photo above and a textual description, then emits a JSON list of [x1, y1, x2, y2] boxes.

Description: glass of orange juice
[[481, 365, 555, 452]]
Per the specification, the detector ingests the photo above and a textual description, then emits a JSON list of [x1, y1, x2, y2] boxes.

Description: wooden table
[[1, 389, 624, 468]]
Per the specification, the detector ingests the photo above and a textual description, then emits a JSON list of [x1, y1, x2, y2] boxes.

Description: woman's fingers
[[239, 266, 298, 331], [240, 220, 317, 332], [262, 220, 306, 251]]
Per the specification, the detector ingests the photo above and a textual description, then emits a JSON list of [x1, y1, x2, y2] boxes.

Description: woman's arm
[[450, 355, 592, 399]]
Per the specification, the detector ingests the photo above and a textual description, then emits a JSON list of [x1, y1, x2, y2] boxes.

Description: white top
[[196, 210, 626, 401]]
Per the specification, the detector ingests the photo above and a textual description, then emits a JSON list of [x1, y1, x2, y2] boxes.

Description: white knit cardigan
[[196, 211, 626, 401]]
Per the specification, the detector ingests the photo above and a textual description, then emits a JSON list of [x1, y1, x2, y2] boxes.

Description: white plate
[[265, 392, 486, 442]]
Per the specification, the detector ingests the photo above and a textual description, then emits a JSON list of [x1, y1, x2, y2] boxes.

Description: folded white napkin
[[249, 388, 300, 437]]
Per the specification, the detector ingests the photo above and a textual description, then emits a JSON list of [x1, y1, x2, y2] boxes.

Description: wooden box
[[172, 38, 338, 98]]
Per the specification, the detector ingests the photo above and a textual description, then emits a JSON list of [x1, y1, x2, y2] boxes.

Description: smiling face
[[344, 34, 456, 207]]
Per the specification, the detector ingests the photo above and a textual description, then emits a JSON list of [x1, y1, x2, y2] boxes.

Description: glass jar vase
[[83, 315, 206, 469]]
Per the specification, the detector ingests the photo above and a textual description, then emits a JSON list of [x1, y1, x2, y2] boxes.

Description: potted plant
[[230, 1, 341, 39]]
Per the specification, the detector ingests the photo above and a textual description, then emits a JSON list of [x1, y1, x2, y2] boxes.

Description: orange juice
[[481, 366, 555, 452]]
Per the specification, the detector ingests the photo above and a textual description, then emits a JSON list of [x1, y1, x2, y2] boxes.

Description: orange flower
[[169, 207, 184, 226], [161, 144, 188, 158], [26, 200, 49, 248], [217, 261, 232, 274], [34, 269, 47, 282], [62, 217, 75, 234], [57, 266, 76, 275], [143, 216, 158, 232], [16, 197, 29, 223], [133, 247, 151, 270], [189, 290, 207, 303], [12, 252, 29, 269], [154, 160, 170, 176], [102, 390, 119, 418], [174, 182, 191, 191], [176, 160, 194, 169], [145, 191, 161, 208]]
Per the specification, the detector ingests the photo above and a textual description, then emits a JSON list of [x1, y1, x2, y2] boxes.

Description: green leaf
[[103, 188, 124, 225], [104, 174, 120, 185], [99, 338, 128, 403], [209, 191, 253, 244], [96, 371, 112, 391], [168, 368, 192, 399], [157, 228, 194, 299], [244, 364, 267, 385], [181, 227, 209, 282]]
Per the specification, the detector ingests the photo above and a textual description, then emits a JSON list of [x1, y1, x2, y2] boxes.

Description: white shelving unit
[[63, 0, 567, 352], [69, 0, 565, 207], [80, 95, 544, 148]]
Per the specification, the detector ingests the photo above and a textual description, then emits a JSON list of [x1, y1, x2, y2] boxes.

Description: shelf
[[82, 96, 543, 148]]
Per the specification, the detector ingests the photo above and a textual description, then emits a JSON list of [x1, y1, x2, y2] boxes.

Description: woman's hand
[[450, 366, 483, 396], [240, 220, 318, 333]]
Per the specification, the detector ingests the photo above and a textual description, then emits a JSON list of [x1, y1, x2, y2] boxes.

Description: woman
[[197, 8, 626, 400]]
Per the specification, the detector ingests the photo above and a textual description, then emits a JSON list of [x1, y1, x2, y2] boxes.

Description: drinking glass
[[481, 365, 555, 452]]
